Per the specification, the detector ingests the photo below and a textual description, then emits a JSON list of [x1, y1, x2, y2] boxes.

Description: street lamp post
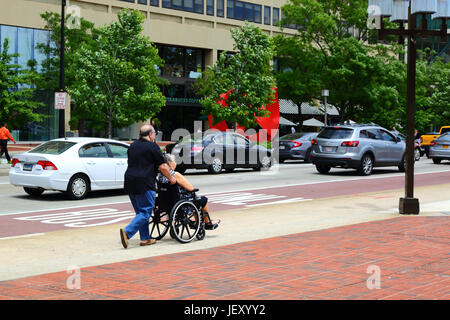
[[59, 0, 66, 138], [368, 0, 449, 215], [322, 89, 329, 126]]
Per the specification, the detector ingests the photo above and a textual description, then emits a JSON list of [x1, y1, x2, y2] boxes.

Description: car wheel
[[304, 149, 312, 163], [254, 156, 271, 171], [358, 154, 373, 176], [432, 158, 441, 164], [414, 148, 421, 161], [260, 155, 272, 171], [67, 174, 90, 200], [316, 164, 331, 174], [23, 187, 44, 196], [208, 157, 223, 174]]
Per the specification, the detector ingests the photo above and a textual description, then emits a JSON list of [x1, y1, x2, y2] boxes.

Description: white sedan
[[9, 137, 129, 200]]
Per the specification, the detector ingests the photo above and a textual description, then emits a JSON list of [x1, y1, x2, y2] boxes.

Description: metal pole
[[59, 0, 66, 138], [324, 96, 327, 126], [399, 0, 419, 214]]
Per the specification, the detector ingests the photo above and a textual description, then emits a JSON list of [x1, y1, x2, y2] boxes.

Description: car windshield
[[280, 133, 310, 141], [317, 127, 354, 139], [179, 133, 215, 144], [28, 141, 76, 155], [441, 127, 450, 135]]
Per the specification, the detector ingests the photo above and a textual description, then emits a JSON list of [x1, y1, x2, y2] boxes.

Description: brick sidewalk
[[0, 216, 449, 300]]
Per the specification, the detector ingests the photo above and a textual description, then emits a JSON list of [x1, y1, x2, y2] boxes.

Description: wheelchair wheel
[[170, 201, 201, 243], [148, 208, 170, 240]]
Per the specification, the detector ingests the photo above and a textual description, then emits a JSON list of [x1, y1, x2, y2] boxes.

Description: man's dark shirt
[[124, 138, 165, 194]]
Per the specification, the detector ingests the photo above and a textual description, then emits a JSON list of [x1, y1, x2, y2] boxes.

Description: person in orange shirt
[[0, 122, 16, 164]]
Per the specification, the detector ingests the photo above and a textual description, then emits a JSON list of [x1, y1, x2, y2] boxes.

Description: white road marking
[[245, 197, 312, 207], [15, 208, 135, 228], [0, 233, 45, 240]]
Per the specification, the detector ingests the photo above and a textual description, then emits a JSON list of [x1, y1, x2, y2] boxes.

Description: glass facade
[[161, 0, 204, 14], [0, 25, 57, 142], [119, 0, 281, 26], [156, 44, 206, 139], [157, 44, 204, 78], [226, 0, 262, 23]]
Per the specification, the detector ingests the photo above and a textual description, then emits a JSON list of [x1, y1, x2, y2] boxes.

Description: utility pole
[[58, 0, 66, 138]]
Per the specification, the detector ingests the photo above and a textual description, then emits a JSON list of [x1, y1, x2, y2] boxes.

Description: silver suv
[[310, 124, 406, 175]]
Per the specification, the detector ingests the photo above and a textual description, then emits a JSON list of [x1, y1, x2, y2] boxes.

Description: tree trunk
[[108, 110, 113, 139], [77, 119, 85, 137]]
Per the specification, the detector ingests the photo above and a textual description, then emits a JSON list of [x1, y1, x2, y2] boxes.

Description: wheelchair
[[148, 181, 206, 244]]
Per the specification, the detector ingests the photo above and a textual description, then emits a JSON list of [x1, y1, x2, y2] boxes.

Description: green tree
[[0, 38, 45, 128], [37, 11, 97, 134], [198, 22, 275, 129], [413, 51, 450, 133], [69, 9, 167, 138], [278, 0, 405, 127], [273, 36, 322, 131]]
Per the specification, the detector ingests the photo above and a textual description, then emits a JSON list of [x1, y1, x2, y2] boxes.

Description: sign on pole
[[55, 92, 67, 110]]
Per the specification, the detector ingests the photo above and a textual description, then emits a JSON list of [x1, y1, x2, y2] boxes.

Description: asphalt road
[[1, 158, 449, 215]]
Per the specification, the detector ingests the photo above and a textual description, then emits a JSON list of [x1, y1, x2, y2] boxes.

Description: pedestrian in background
[[0, 122, 16, 164], [120, 124, 176, 249], [291, 126, 296, 134]]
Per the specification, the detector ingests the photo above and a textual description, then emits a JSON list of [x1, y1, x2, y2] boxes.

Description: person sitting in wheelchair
[[156, 153, 221, 230]]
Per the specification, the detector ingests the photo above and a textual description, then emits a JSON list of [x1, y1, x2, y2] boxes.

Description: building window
[[227, 0, 234, 19], [158, 44, 205, 78], [194, 0, 203, 14], [273, 7, 279, 26], [264, 6, 270, 25], [150, 0, 159, 6], [172, 0, 182, 9], [161, 0, 204, 14], [207, 0, 214, 16], [244, 3, 253, 22], [235, 1, 243, 20], [138, 0, 148, 5], [186, 48, 204, 78], [254, 4, 261, 24], [162, 46, 185, 77], [184, 0, 194, 12], [217, 0, 224, 17]]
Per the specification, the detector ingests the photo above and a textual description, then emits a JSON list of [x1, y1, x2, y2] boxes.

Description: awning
[[279, 116, 297, 126], [279, 99, 339, 116], [303, 118, 324, 127]]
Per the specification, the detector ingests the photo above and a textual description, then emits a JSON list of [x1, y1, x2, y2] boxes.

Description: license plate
[[443, 145, 449, 149], [23, 164, 33, 171], [323, 146, 336, 152]]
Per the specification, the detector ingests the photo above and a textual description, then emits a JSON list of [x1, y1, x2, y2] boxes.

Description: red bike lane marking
[[1, 170, 449, 238]]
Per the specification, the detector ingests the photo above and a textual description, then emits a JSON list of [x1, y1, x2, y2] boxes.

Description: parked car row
[[8, 124, 443, 200]]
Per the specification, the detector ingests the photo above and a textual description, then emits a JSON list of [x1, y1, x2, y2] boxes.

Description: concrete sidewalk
[[0, 182, 449, 300]]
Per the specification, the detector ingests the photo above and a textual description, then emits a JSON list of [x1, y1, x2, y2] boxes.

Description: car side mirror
[[396, 137, 402, 143]]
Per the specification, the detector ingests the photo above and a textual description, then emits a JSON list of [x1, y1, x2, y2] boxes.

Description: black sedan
[[168, 132, 272, 174], [278, 132, 318, 163]]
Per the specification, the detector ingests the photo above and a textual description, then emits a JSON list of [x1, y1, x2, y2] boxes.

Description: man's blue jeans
[[124, 189, 156, 241]]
